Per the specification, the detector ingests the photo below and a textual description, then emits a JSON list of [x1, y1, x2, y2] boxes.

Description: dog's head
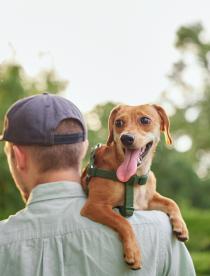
[[106, 104, 172, 182]]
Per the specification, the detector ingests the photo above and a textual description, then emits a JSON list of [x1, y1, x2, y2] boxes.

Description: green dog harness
[[85, 144, 148, 217]]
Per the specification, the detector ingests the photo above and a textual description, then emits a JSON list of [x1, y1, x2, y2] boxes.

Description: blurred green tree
[[155, 22, 210, 208], [0, 62, 67, 218]]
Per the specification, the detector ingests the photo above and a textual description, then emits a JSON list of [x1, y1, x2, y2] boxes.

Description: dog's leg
[[148, 192, 189, 241], [81, 201, 142, 270]]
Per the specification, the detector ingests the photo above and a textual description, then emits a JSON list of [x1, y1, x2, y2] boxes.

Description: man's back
[[0, 181, 195, 276]]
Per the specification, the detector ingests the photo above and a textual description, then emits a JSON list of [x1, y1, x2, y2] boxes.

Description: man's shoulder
[[0, 200, 112, 246], [0, 208, 29, 242], [129, 210, 173, 242], [0, 199, 172, 247], [0, 206, 171, 232], [130, 210, 171, 229], [0, 209, 27, 229]]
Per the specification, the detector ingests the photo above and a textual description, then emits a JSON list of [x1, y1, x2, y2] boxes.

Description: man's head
[[1, 93, 88, 201]]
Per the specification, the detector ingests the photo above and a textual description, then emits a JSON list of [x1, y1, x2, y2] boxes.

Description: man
[[0, 93, 195, 276]]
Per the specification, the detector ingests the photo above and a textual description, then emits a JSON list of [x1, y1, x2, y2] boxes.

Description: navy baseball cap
[[0, 93, 87, 145]]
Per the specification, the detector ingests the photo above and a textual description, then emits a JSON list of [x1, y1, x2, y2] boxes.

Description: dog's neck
[[137, 158, 152, 176]]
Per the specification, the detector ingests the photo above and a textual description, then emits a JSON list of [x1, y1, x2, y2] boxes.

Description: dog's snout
[[120, 134, 135, 146]]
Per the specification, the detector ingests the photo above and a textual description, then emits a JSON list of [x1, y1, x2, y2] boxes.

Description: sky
[[1, 0, 210, 112]]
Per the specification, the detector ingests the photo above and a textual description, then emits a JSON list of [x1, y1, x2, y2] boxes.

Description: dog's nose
[[120, 134, 135, 146]]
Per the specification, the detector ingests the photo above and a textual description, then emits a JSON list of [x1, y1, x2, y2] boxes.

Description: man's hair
[[26, 119, 86, 173]]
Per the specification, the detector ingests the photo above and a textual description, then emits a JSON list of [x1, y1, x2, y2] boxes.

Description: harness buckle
[[119, 206, 135, 217], [86, 174, 91, 185]]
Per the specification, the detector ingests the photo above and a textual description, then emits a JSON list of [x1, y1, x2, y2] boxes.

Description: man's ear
[[153, 105, 172, 145], [81, 139, 89, 159], [106, 105, 122, 146], [12, 145, 27, 170]]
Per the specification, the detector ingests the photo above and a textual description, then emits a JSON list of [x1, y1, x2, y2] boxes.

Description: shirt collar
[[26, 181, 86, 206]]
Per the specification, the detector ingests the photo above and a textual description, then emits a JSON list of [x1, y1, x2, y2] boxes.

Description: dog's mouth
[[117, 141, 153, 182], [137, 141, 153, 167]]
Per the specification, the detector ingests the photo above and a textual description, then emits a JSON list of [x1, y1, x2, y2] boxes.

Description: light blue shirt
[[0, 181, 196, 276]]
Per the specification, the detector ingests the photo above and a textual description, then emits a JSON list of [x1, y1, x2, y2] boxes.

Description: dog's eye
[[139, 116, 151, 125], [115, 119, 124, 128]]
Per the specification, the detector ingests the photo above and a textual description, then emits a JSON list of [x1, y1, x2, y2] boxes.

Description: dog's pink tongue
[[116, 149, 140, 182]]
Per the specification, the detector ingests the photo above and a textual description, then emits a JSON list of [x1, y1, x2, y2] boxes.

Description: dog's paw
[[123, 243, 142, 270], [170, 215, 189, 242]]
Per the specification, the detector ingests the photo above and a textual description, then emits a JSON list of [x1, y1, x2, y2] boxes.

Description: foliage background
[[0, 23, 210, 275]]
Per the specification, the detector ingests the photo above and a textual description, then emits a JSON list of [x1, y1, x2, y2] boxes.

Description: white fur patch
[[134, 185, 149, 210]]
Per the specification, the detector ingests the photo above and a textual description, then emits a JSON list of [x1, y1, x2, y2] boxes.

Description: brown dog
[[81, 104, 189, 270]]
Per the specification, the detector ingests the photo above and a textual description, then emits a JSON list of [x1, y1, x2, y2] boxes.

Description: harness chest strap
[[86, 144, 148, 217]]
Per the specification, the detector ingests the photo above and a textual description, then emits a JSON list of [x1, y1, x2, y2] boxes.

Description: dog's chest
[[133, 185, 149, 210]]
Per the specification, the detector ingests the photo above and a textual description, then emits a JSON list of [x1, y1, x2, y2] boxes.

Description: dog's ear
[[153, 105, 172, 145], [106, 105, 122, 146]]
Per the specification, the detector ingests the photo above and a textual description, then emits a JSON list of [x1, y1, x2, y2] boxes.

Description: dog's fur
[[81, 104, 188, 270]]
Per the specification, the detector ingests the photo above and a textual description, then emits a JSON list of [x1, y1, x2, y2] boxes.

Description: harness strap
[[87, 167, 118, 182], [118, 174, 147, 217], [86, 144, 148, 217]]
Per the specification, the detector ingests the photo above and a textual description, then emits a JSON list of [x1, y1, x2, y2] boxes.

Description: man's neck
[[22, 168, 81, 202], [35, 169, 81, 186]]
